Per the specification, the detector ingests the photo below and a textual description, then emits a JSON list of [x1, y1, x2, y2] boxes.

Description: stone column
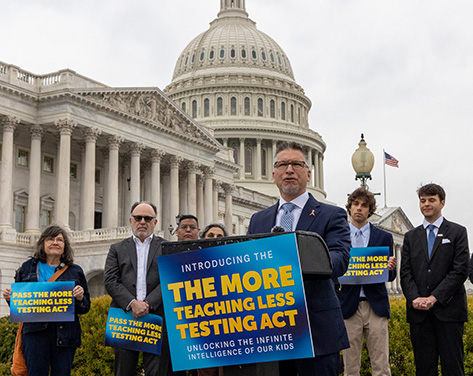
[[203, 167, 214, 226], [81, 128, 101, 230], [55, 119, 76, 228], [238, 215, 245, 236], [25, 125, 43, 233], [307, 148, 313, 187], [314, 151, 319, 188], [255, 138, 262, 180], [224, 184, 234, 234], [101, 148, 109, 227], [130, 143, 145, 205], [0, 116, 19, 228], [319, 152, 324, 190], [239, 138, 245, 179], [169, 156, 182, 231], [187, 162, 199, 216], [196, 175, 204, 225], [104, 136, 122, 228], [143, 161, 152, 202], [161, 166, 171, 239], [150, 149, 165, 230], [272, 140, 277, 160], [179, 171, 188, 215], [213, 180, 220, 222]]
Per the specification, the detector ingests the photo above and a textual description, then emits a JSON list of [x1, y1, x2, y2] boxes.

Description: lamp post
[[351, 134, 375, 187]]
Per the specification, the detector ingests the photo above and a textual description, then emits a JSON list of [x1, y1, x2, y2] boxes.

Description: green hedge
[[1, 295, 473, 375]]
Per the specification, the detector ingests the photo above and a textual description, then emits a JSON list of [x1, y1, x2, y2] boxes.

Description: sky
[[1, 0, 473, 236]]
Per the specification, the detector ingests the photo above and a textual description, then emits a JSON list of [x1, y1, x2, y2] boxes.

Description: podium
[[161, 230, 333, 280], [160, 231, 333, 376]]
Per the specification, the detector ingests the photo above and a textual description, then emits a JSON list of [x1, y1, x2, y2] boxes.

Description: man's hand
[[412, 295, 437, 310], [130, 300, 149, 319], [3, 288, 11, 302], [387, 256, 397, 271]]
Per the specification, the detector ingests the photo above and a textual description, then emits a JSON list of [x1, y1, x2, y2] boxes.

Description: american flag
[[384, 152, 399, 168]]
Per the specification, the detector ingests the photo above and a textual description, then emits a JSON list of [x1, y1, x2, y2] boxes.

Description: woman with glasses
[[3, 225, 90, 375]]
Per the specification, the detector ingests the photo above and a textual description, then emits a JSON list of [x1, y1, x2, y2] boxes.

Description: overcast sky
[[1, 0, 473, 236]]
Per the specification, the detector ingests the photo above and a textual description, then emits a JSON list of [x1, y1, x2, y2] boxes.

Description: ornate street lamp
[[351, 134, 375, 187]]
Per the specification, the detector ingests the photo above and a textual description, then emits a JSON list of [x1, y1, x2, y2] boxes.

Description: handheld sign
[[105, 307, 163, 355], [338, 246, 390, 285], [158, 233, 314, 371], [10, 281, 75, 323]]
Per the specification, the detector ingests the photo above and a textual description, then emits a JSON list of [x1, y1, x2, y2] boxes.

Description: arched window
[[251, 49, 257, 59], [290, 104, 294, 123], [200, 51, 205, 61], [209, 50, 215, 60], [231, 49, 236, 58], [261, 51, 266, 61], [270, 100, 275, 118], [258, 98, 264, 117], [297, 107, 301, 124], [217, 97, 223, 116], [204, 98, 210, 117], [281, 102, 286, 120], [270, 53, 275, 63], [231, 97, 237, 115], [261, 148, 267, 177], [220, 48, 225, 59], [244, 97, 251, 116], [245, 147, 253, 174], [181, 102, 186, 113], [192, 100, 197, 118], [241, 49, 247, 59]]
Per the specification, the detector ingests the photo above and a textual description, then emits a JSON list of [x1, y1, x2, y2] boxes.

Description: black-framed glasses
[[131, 215, 156, 223], [178, 225, 199, 231], [274, 160, 308, 170]]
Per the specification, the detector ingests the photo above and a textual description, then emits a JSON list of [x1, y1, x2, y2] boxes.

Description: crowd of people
[[2, 141, 471, 376]]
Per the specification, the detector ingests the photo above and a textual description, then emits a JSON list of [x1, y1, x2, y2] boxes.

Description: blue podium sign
[[338, 246, 390, 285], [10, 281, 75, 322], [105, 307, 163, 355], [158, 233, 314, 371]]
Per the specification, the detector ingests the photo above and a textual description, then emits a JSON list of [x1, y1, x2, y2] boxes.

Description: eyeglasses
[[178, 225, 199, 231], [131, 215, 156, 223], [274, 160, 308, 170], [46, 236, 64, 243]]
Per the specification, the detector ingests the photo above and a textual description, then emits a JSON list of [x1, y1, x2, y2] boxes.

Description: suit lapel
[[128, 237, 138, 273], [261, 204, 279, 233], [295, 194, 320, 231], [415, 225, 430, 262], [147, 235, 161, 272], [367, 223, 379, 246]]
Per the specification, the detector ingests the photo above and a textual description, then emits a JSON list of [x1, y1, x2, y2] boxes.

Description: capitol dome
[[165, 0, 327, 200], [171, 2, 295, 82]]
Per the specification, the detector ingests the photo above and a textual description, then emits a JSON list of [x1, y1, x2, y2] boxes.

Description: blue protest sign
[[338, 246, 390, 285], [10, 281, 75, 322], [158, 233, 314, 371], [105, 307, 163, 355]]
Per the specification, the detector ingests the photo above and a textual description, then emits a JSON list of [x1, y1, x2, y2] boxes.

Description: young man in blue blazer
[[340, 188, 396, 376], [247, 141, 351, 376]]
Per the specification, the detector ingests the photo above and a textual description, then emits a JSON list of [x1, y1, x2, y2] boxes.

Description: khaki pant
[[343, 301, 391, 376]]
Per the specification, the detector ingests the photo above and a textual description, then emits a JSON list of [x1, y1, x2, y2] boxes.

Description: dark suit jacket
[[400, 219, 469, 324], [104, 235, 164, 316], [247, 193, 351, 356], [340, 223, 395, 319]]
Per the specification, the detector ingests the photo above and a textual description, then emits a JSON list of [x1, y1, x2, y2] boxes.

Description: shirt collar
[[349, 222, 370, 236], [423, 216, 444, 230], [278, 192, 309, 210], [132, 234, 154, 245]]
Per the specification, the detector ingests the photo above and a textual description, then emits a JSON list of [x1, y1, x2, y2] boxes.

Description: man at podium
[[248, 141, 351, 376]]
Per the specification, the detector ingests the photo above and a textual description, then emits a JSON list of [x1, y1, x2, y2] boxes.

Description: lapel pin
[[310, 210, 315, 216]]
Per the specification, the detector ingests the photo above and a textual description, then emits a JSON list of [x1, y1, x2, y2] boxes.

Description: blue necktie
[[428, 224, 436, 258], [280, 203, 296, 232], [353, 229, 364, 247]]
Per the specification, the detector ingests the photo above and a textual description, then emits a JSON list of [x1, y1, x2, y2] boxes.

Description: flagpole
[[383, 149, 387, 208]]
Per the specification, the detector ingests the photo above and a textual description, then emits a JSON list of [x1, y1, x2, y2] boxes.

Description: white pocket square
[[442, 239, 451, 244]]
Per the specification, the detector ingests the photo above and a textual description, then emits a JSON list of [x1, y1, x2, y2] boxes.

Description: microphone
[[271, 226, 286, 233]]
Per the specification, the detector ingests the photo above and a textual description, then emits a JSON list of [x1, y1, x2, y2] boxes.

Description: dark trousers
[[114, 347, 160, 376], [22, 323, 76, 376], [410, 312, 465, 376], [279, 352, 340, 376]]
